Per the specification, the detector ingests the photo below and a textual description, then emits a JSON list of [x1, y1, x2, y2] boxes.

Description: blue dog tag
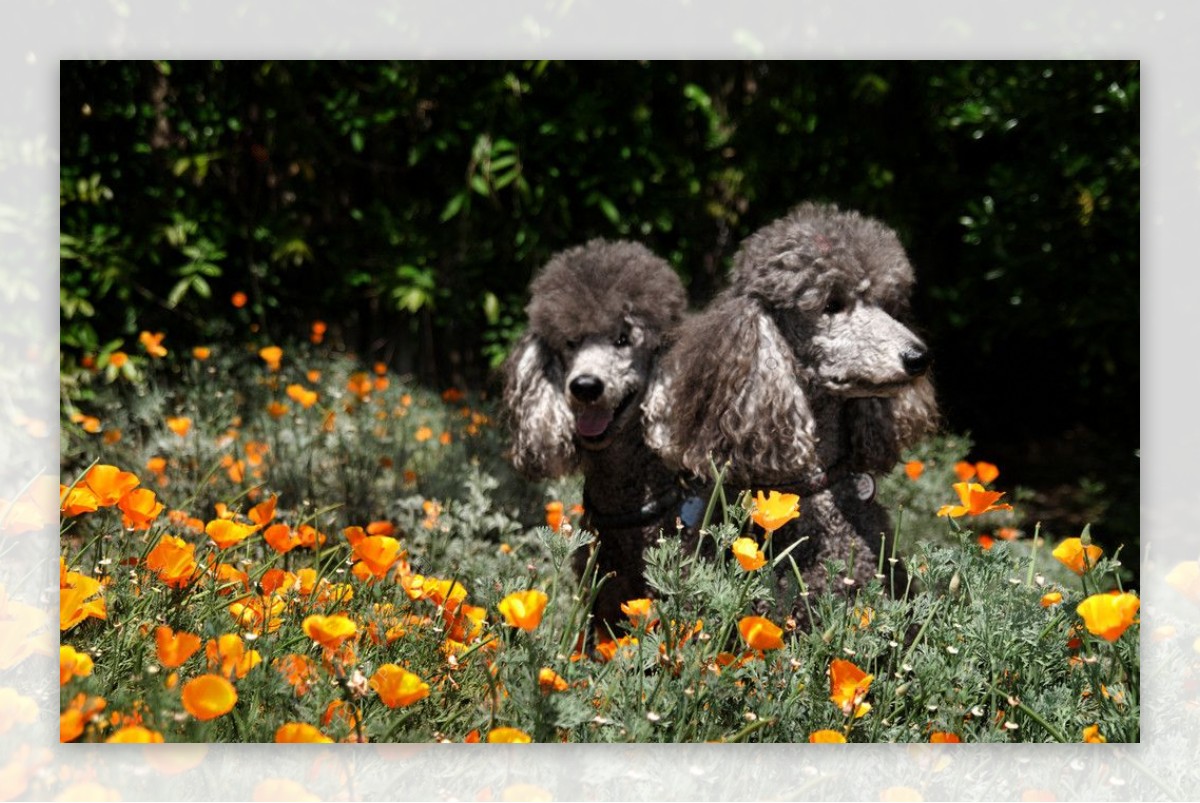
[[679, 496, 706, 529]]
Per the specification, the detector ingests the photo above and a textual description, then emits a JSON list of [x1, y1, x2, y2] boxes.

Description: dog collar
[[779, 470, 875, 502], [582, 485, 686, 531]]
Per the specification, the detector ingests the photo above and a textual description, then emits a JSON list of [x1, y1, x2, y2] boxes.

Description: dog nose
[[901, 347, 931, 377], [569, 375, 605, 402]]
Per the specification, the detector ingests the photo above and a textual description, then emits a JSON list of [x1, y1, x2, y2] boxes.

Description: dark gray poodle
[[503, 239, 689, 632], [645, 202, 938, 615]]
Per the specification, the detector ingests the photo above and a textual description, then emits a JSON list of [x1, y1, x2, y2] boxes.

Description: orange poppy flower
[[262, 525, 306, 557], [829, 659, 874, 717], [60, 569, 106, 631], [60, 645, 94, 686], [231, 291, 248, 308], [1040, 591, 1064, 608], [731, 537, 767, 571], [166, 416, 192, 437], [267, 401, 290, 419], [929, 732, 961, 743], [192, 346, 211, 360], [106, 725, 165, 743], [538, 667, 569, 693], [370, 664, 431, 708], [60, 484, 100, 517], [809, 729, 847, 743], [205, 633, 262, 679], [737, 615, 784, 651], [953, 461, 976, 482], [153, 625, 201, 669], [275, 722, 333, 743], [750, 490, 800, 533], [205, 519, 259, 550], [82, 464, 140, 507], [285, 384, 318, 409], [310, 320, 326, 344], [1076, 591, 1139, 642], [620, 598, 654, 628], [347, 372, 371, 399], [977, 534, 995, 551], [145, 535, 199, 588], [258, 346, 283, 371], [247, 495, 277, 526], [903, 460, 924, 480], [146, 456, 167, 475], [487, 727, 532, 743], [1082, 724, 1106, 743], [498, 589, 549, 631], [60, 693, 106, 742], [414, 425, 434, 443], [302, 614, 358, 650], [274, 654, 319, 697], [108, 351, 129, 369], [181, 674, 237, 721], [366, 520, 395, 537], [1052, 537, 1103, 575], [936, 482, 1013, 518], [975, 461, 999, 484], [139, 331, 167, 358], [118, 488, 164, 530], [350, 534, 404, 581]]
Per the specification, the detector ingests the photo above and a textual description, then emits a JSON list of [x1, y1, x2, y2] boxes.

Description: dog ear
[[844, 373, 939, 471], [501, 332, 578, 478], [652, 297, 818, 487]]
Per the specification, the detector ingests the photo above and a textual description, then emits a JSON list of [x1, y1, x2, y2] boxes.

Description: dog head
[[502, 239, 687, 477]]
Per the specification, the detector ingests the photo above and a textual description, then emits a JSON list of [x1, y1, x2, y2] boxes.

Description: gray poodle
[[645, 202, 938, 615], [502, 239, 689, 633]]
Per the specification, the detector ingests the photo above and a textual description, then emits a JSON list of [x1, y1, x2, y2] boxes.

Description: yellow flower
[[737, 615, 784, 651], [829, 658, 874, 717], [59, 645, 94, 686], [538, 667, 569, 693], [1052, 537, 1104, 575], [498, 589, 549, 631], [139, 330, 167, 358], [1082, 724, 1106, 743], [808, 729, 847, 743], [181, 674, 237, 721], [731, 537, 767, 571], [258, 346, 283, 371], [302, 614, 358, 650], [370, 664, 431, 708], [106, 725, 164, 743], [487, 727, 532, 743], [275, 722, 333, 743], [205, 519, 260, 550], [936, 482, 1013, 517], [1040, 591, 1064, 608], [750, 490, 800, 532], [620, 598, 654, 628], [1076, 591, 1139, 642]]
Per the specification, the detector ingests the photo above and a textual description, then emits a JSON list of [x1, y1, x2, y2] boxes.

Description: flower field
[[58, 326, 1140, 744]]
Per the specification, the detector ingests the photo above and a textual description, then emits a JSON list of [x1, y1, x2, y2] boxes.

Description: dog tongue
[[576, 408, 613, 438]]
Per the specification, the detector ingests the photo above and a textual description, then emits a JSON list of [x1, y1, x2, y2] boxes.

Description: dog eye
[[566, 338, 580, 350], [614, 333, 630, 347], [823, 297, 847, 315]]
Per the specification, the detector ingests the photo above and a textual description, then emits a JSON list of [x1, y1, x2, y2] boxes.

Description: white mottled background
[[1, 1, 1191, 800]]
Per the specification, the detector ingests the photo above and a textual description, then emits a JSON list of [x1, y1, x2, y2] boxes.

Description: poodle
[[502, 239, 691, 633], [645, 202, 938, 618]]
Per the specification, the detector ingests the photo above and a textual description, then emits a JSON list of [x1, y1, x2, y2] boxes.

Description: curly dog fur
[[646, 202, 938, 617], [502, 239, 688, 632]]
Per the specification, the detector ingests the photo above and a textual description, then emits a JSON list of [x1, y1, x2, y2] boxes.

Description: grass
[[57, 331, 1139, 743]]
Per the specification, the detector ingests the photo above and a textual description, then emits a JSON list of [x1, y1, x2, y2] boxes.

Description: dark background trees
[[60, 60, 1139, 569]]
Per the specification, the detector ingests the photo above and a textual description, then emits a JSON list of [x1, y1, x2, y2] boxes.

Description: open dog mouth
[[575, 391, 638, 445]]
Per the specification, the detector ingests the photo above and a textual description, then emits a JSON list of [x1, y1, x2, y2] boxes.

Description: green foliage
[[60, 335, 1138, 743]]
